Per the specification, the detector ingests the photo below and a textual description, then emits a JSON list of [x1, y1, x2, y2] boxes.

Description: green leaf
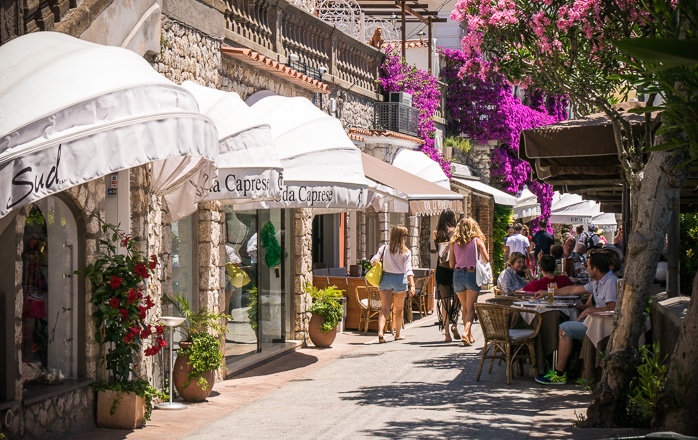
[[614, 39, 698, 70]]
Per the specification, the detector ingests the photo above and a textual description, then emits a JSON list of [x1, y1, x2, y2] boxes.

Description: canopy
[[551, 192, 584, 211], [362, 153, 465, 216], [154, 82, 283, 220], [549, 200, 601, 224], [591, 212, 618, 234], [0, 32, 218, 219], [513, 186, 541, 221], [451, 178, 517, 206], [391, 148, 450, 189], [234, 95, 368, 210], [520, 103, 698, 210]]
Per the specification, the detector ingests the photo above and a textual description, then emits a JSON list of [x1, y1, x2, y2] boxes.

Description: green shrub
[[304, 283, 344, 332]]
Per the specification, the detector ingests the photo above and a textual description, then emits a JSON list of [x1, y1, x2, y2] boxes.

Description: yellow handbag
[[226, 262, 251, 288], [365, 246, 385, 287]]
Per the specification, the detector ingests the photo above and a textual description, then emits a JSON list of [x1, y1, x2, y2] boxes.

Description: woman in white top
[[370, 226, 415, 343]]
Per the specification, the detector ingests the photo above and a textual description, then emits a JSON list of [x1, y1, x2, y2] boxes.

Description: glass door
[[257, 209, 284, 351]]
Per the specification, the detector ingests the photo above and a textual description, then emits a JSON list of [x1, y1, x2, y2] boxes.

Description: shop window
[[171, 215, 197, 342], [21, 197, 79, 388]]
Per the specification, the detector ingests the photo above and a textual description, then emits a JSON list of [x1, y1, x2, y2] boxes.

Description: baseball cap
[[588, 223, 597, 232]]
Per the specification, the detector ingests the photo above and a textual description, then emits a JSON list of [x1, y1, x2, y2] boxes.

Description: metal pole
[[427, 18, 433, 73], [169, 326, 174, 404], [401, 0, 406, 57]]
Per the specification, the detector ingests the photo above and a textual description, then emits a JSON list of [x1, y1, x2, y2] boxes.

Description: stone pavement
[[67, 305, 650, 440]]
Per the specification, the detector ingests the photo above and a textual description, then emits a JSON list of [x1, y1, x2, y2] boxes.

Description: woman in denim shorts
[[449, 217, 489, 346], [370, 226, 414, 343]]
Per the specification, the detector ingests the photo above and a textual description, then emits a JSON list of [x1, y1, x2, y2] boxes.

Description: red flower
[[144, 346, 158, 356], [109, 297, 121, 308], [148, 254, 157, 270], [139, 305, 148, 320], [129, 326, 141, 336], [127, 288, 138, 304], [157, 337, 168, 347], [119, 308, 129, 320], [140, 326, 152, 339], [109, 276, 122, 289], [145, 297, 155, 310], [124, 333, 134, 343], [134, 263, 149, 279], [155, 325, 165, 335], [120, 235, 131, 246]]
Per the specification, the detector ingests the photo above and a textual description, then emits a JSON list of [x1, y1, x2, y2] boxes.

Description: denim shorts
[[379, 272, 408, 292], [453, 269, 480, 293], [560, 321, 588, 341]]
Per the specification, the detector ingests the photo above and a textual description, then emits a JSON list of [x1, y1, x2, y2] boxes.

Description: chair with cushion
[[474, 303, 542, 384], [407, 274, 430, 322], [356, 285, 391, 333]]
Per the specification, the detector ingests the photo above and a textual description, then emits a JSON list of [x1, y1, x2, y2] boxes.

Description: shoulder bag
[[365, 245, 385, 287], [474, 238, 493, 287]]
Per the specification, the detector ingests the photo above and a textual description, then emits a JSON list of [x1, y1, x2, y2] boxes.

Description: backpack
[[583, 232, 597, 250]]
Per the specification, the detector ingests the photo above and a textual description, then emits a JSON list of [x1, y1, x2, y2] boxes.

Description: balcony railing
[[224, 0, 384, 97], [373, 102, 419, 136]]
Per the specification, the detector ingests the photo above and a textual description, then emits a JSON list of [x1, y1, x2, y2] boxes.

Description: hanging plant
[[260, 221, 281, 267]]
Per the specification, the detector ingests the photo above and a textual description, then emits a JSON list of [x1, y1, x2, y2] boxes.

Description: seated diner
[[534, 251, 617, 385], [497, 252, 529, 293], [521, 255, 573, 292]]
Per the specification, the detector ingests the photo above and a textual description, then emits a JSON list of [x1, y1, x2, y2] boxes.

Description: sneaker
[[535, 369, 567, 385]]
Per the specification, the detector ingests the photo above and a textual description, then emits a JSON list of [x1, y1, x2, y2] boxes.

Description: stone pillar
[[344, 212, 352, 269], [419, 215, 432, 268], [197, 201, 224, 314], [379, 204, 390, 245], [408, 215, 419, 267], [358, 210, 367, 259], [293, 208, 313, 342]]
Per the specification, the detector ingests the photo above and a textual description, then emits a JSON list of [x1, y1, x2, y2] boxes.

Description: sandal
[[451, 325, 461, 341], [395, 336, 406, 341], [444, 335, 452, 343], [378, 335, 386, 344], [461, 336, 471, 347]]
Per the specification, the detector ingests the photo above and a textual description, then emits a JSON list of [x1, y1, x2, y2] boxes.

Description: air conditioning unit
[[388, 91, 412, 106]]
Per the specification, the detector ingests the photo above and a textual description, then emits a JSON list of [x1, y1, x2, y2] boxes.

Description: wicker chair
[[356, 285, 391, 333], [485, 296, 516, 307], [406, 275, 430, 322], [474, 303, 542, 384]]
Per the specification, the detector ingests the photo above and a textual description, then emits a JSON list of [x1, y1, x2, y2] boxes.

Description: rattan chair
[[356, 285, 391, 333], [485, 296, 516, 307], [406, 275, 430, 322], [474, 303, 542, 384]]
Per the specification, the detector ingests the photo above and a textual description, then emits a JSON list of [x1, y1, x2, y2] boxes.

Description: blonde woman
[[370, 226, 415, 343], [449, 217, 489, 346]]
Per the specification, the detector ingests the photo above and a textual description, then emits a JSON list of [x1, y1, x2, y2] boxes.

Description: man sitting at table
[[521, 255, 573, 292], [534, 251, 617, 385]]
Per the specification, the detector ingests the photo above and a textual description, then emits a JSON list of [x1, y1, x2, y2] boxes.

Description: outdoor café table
[[512, 298, 580, 373]]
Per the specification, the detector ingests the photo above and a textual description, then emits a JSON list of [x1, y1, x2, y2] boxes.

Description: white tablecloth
[[516, 305, 578, 325], [583, 312, 649, 348]]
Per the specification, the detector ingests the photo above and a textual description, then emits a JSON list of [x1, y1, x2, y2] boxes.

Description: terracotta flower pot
[[308, 313, 337, 348], [96, 389, 146, 429], [173, 353, 216, 402]]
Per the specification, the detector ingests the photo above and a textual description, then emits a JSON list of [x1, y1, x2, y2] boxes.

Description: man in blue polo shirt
[[534, 251, 617, 385]]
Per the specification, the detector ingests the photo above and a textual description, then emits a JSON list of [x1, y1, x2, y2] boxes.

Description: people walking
[[370, 226, 415, 343], [449, 217, 489, 346], [433, 209, 461, 343]]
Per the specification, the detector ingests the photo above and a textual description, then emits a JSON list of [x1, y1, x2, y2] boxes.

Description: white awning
[[514, 186, 541, 221], [0, 32, 218, 219], [391, 148, 451, 188], [155, 82, 283, 220], [451, 178, 518, 206], [549, 200, 601, 224], [362, 153, 465, 216], [591, 212, 618, 233], [234, 95, 368, 210], [551, 192, 584, 211]]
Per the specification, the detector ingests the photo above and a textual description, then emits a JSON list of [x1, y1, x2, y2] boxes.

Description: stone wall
[[419, 216, 432, 268], [451, 140, 495, 182], [293, 209, 314, 341], [19, 385, 93, 440], [221, 58, 313, 101], [152, 17, 221, 88]]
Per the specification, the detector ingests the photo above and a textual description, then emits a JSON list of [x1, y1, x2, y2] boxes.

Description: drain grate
[[339, 352, 384, 359]]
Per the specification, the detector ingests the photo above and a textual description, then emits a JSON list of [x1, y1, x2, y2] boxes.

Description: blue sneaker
[[535, 369, 567, 385]]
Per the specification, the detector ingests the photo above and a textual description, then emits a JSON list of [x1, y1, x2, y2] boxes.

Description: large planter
[[308, 313, 337, 348], [173, 353, 216, 402], [96, 389, 146, 429]]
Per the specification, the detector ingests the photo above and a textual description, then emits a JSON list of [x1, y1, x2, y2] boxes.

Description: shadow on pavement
[[233, 351, 318, 379]]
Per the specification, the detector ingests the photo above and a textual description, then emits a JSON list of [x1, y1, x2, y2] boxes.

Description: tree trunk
[[583, 148, 687, 427], [655, 272, 698, 435]]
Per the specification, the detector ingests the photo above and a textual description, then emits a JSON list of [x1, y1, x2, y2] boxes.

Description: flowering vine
[[78, 223, 166, 383], [441, 48, 568, 232], [378, 46, 451, 178]]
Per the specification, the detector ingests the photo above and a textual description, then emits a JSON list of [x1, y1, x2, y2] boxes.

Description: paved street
[[70, 304, 650, 440]]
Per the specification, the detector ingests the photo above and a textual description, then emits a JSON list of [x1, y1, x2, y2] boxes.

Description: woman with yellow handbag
[[369, 226, 414, 343]]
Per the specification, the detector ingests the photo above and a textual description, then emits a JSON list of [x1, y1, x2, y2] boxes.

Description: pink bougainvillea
[[378, 47, 451, 178], [441, 48, 567, 232]]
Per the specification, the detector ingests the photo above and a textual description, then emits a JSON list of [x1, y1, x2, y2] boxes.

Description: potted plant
[[167, 294, 229, 402], [77, 223, 167, 429], [304, 282, 344, 348]]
